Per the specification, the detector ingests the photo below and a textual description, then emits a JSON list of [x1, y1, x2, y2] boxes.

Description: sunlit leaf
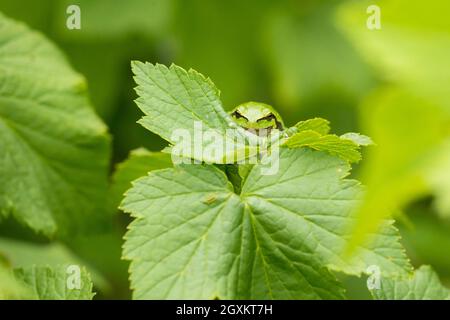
[[294, 118, 330, 135], [284, 130, 362, 163]]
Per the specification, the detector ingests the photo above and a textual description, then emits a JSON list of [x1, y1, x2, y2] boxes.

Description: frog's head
[[230, 102, 284, 134]]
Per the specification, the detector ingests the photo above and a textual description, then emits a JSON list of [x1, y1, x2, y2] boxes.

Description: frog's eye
[[231, 110, 248, 121], [256, 114, 283, 130], [256, 114, 276, 122]]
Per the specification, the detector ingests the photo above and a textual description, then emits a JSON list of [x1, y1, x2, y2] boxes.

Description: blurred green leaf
[[0, 237, 108, 291], [14, 265, 95, 300], [371, 265, 450, 300], [337, 0, 450, 246], [348, 88, 449, 248], [338, 0, 450, 113], [0, 263, 29, 299], [0, 13, 110, 236]]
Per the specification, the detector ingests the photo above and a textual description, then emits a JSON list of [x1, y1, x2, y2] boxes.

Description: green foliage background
[[0, 0, 449, 299]]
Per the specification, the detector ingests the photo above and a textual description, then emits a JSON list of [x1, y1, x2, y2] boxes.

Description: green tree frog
[[229, 101, 284, 135]]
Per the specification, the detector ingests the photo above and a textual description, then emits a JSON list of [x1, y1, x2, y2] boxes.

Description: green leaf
[[121, 148, 410, 299], [0, 263, 29, 299], [0, 13, 110, 236], [132, 61, 231, 140], [371, 266, 450, 300], [1, 263, 96, 300], [110, 148, 172, 211], [340, 133, 374, 146], [346, 89, 449, 250], [0, 237, 108, 291], [294, 118, 330, 135], [14, 265, 95, 300], [284, 130, 362, 163], [132, 62, 259, 163]]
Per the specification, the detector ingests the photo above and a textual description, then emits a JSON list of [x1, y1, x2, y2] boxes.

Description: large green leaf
[[0, 13, 110, 236], [371, 266, 450, 300], [122, 148, 410, 299]]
